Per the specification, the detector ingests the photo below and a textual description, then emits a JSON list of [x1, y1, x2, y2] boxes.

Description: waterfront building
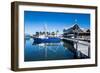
[[63, 24, 90, 41]]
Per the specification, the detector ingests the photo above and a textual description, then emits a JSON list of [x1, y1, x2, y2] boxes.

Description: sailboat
[[33, 24, 61, 43]]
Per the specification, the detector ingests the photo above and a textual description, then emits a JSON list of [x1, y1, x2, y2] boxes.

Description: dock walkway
[[61, 37, 90, 46], [61, 37, 90, 58]]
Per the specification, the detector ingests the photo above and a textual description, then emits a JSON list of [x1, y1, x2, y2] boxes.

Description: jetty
[[62, 37, 90, 58]]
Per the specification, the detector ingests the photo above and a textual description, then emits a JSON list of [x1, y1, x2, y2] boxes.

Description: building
[[63, 24, 90, 41]]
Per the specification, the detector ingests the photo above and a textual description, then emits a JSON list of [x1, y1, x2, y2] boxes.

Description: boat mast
[[44, 23, 47, 37]]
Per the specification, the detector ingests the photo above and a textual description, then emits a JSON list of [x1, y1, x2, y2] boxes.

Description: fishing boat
[[34, 37, 61, 43], [33, 24, 61, 43]]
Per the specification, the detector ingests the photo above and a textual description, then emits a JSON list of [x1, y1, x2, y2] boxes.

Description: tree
[[52, 32, 55, 36], [39, 31, 42, 35], [36, 32, 39, 36]]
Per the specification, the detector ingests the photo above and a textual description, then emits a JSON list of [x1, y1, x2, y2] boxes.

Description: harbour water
[[24, 38, 89, 62]]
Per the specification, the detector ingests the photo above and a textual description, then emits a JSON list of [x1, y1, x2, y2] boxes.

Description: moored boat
[[33, 23, 61, 43], [34, 37, 61, 43]]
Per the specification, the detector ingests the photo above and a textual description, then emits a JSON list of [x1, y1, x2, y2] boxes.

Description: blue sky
[[24, 11, 90, 34]]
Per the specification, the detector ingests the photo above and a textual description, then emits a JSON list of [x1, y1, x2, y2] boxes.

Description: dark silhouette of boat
[[33, 37, 61, 43]]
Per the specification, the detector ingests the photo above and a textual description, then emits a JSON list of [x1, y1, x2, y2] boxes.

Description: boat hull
[[33, 37, 61, 43]]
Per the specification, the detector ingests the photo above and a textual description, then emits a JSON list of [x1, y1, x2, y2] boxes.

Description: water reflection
[[24, 38, 88, 62]]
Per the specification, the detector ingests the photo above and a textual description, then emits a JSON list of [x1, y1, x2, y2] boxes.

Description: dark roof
[[86, 29, 90, 32], [63, 24, 83, 34]]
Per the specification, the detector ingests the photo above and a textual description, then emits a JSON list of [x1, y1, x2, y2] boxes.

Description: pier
[[62, 37, 90, 58], [62, 37, 90, 46]]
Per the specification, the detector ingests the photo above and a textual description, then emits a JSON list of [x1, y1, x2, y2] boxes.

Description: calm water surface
[[24, 38, 76, 62]]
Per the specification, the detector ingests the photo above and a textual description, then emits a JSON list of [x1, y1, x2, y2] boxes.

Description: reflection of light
[[38, 43, 45, 47], [30, 38, 34, 43], [60, 42, 63, 45], [37, 43, 60, 51]]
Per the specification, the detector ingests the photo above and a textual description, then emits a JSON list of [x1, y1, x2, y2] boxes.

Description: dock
[[61, 37, 90, 58]]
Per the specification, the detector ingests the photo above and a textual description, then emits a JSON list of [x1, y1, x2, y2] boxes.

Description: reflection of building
[[63, 24, 90, 41]]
